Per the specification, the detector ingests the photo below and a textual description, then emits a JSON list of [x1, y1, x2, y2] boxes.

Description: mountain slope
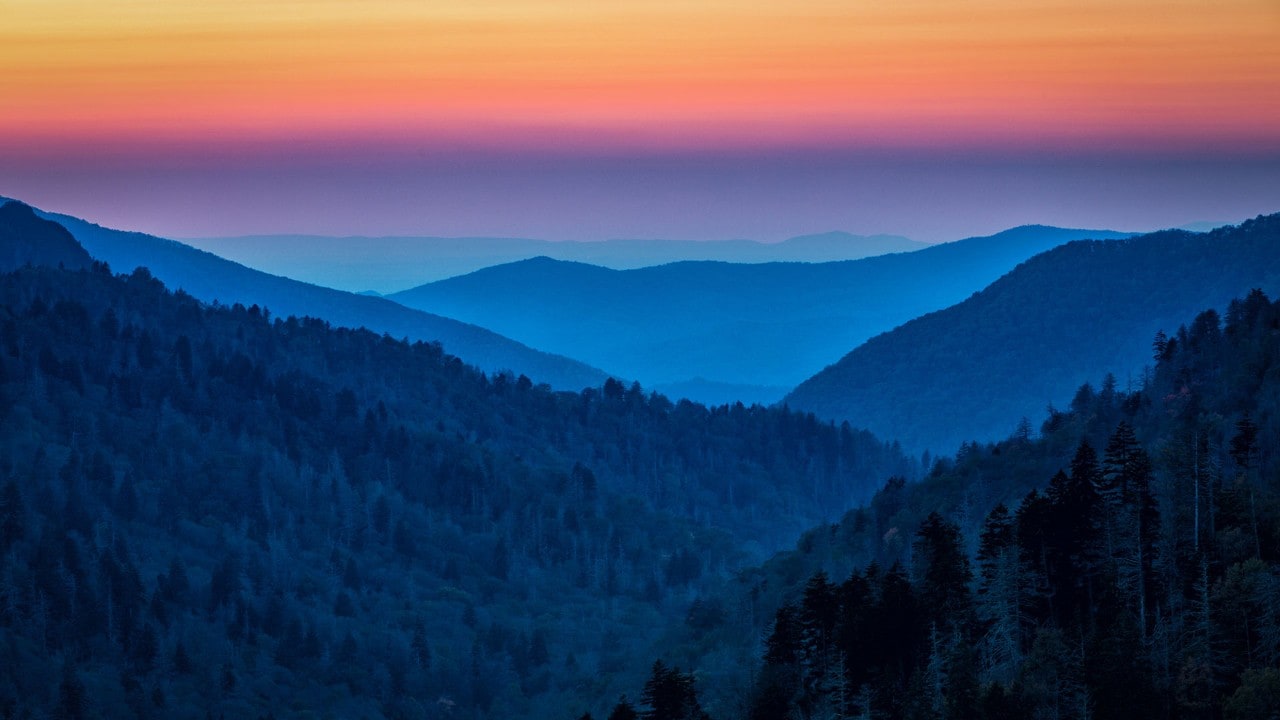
[[0, 201, 92, 271], [0, 197, 609, 390], [186, 231, 926, 292], [786, 214, 1280, 454], [661, 288, 1280, 720], [0, 250, 910, 718], [389, 226, 1130, 402]]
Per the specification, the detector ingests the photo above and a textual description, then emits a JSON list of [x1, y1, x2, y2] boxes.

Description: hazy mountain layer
[[389, 226, 1129, 402], [185, 231, 926, 292], [0, 197, 610, 391], [787, 214, 1280, 454]]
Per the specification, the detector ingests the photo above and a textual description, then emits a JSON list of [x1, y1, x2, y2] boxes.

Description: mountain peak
[[0, 200, 94, 272], [454, 254, 618, 280], [986, 224, 1131, 241]]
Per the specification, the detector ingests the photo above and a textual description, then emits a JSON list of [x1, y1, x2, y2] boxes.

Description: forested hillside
[[788, 214, 1280, 455], [0, 250, 910, 717], [0, 202, 92, 272], [627, 289, 1280, 720], [5, 204, 1277, 720], [1, 198, 610, 391], [389, 226, 1127, 404]]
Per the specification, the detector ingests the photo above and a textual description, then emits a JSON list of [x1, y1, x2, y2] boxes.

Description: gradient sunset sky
[[3, 0, 1278, 241]]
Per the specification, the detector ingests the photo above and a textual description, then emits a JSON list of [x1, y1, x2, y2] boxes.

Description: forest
[[0, 254, 909, 719], [0, 208, 1277, 719], [619, 289, 1280, 719]]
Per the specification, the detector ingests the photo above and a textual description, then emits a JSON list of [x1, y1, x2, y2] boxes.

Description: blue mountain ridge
[[389, 225, 1133, 403], [0, 196, 611, 391], [786, 213, 1280, 454]]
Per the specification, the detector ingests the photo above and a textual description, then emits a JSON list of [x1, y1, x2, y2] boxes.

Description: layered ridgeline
[[187, 231, 926, 293], [788, 215, 1280, 455], [390, 226, 1129, 406], [0, 198, 609, 391], [616, 289, 1280, 720], [0, 223, 911, 718]]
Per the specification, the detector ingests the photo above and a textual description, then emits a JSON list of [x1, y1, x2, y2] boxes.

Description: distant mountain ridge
[[389, 225, 1131, 404], [786, 214, 1280, 454], [0, 196, 610, 391], [184, 231, 927, 292]]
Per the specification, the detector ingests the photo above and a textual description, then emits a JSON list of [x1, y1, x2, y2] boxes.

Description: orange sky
[[3, 0, 1279, 152]]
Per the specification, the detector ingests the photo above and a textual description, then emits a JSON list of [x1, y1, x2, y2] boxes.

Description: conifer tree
[[914, 512, 973, 639], [608, 698, 639, 720], [976, 504, 1021, 683], [54, 662, 86, 720], [639, 661, 709, 720]]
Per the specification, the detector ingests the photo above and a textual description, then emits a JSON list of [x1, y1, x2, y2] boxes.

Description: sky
[[2, 0, 1278, 242]]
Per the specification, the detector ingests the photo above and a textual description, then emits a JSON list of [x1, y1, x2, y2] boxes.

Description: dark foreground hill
[[0, 237, 910, 717], [621, 288, 1280, 720], [390, 226, 1128, 403], [0, 201, 92, 272], [787, 214, 1280, 455], [0, 196, 610, 391]]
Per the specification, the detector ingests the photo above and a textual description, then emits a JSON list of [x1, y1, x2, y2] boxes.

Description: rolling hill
[[0, 197, 610, 391], [786, 214, 1280, 454], [389, 226, 1130, 404]]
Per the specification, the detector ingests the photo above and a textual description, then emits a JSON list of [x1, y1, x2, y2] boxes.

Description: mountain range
[[185, 231, 926, 293], [1, 195, 1277, 720], [0, 219, 909, 718], [11, 196, 1274, 460], [787, 213, 1280, 454], [0, 197, 609, 391], [388, 226, 1131, 404]]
